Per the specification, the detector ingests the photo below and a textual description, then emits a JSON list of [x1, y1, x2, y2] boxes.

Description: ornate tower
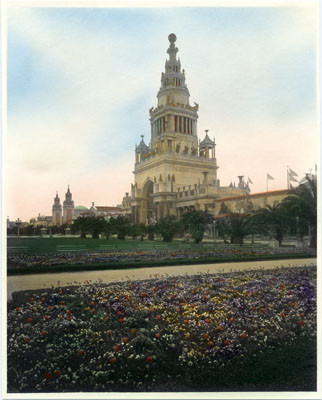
[[63, 185, 74, 225], [130, 34, 219, 224], [52, 192, 62, 226]]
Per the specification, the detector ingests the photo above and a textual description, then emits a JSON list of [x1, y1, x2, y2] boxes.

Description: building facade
[[63, 185, 75, 225], [52, 192, 62, 225]]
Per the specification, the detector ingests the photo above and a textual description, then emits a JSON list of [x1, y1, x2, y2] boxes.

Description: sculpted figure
[[183, 145, 189, 154], [176, 143, 181, 153]]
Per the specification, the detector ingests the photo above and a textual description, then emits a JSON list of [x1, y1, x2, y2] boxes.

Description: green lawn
[[7, 236, 267, 255]]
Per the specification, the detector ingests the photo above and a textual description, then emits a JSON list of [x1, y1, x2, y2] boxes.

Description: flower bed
[[7, 265, 316, 392]]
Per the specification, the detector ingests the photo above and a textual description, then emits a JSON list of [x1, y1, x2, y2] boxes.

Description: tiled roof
[[214, 189, 289, 203]]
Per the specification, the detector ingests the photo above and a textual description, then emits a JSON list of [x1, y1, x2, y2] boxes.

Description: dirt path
[[7, 258, 316, 300]]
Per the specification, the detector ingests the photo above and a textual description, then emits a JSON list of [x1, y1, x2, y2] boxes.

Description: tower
[[63, 185, 74, 225], [52, 191, 62, 226], [131, 34, 219, 224]]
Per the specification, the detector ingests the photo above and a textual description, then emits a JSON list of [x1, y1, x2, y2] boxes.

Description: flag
[[288, 168, 298, 177], [288, 174, 298, 183], [247, 177, 253, 184], [267, 173, 274, 180]]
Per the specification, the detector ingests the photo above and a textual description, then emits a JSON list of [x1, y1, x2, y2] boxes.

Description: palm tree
[[155, 216, 180, 242], [216, 213, 253, 246], [282, 175, 317, 248], [181, 210, 212, 243], [253, 204, 288, 246]]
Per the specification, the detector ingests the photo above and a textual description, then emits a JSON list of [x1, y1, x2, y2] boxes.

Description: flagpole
[[266, 174, 268, 192]]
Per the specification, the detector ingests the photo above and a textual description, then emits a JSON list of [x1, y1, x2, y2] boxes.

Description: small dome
[[199, 132, 215, 149], [136, 136, 149, 152], [75, 205, 88, 210]]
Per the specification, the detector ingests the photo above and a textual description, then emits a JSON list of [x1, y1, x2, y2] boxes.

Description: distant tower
[[52, 191, 62, 226], [63, 185, 75, 225]]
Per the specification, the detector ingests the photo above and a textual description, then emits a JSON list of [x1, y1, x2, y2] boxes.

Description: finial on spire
[[140, 135, 144, 140], [168, 33, 177, 44], [205, 129, 209, 135]]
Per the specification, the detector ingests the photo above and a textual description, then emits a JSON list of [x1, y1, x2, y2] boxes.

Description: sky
[[4, 1, 319, 222]]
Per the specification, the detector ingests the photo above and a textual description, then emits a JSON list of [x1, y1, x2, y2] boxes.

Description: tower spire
[[167, 33, 178, 62]]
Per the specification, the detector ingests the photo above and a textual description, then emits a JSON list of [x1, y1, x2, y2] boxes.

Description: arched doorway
[[141, 180, 154, 224]]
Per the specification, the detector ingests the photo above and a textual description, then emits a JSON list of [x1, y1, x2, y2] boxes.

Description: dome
[[75, 205, 88, 210], [199, 132, 215, 149], [136, 136, 149, 152]]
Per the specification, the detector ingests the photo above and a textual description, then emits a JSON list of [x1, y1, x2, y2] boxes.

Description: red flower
[[59, 314, 63, 320], [145, 355, 153, 364], [170, 295, 175, 300], [260, 308, 265, 313], [24, 337, 30, 344], [185, 332, 191, 340], [122, 337, 128, 344], [27, 317, 32, 323], [208, 340, 214, 348], [41, 330, 48, 336], [156, 314, 161, 320], [84, 307, 89, 312], [300, 312, 304, 317], [41, 298, 46, 303], [45, 372, 51, 380], [53, 370, 60, 377], [205, 318, 210, 324], [30, 297, 35, 302], [184, 319, 189, 324], [117, 310, 122, 316], [245, 292, 249, 297], [191, 304, 195, 309], [59, 289, 63, 295], [48, 305, 53, 310], [15, 307, 20, 311], [131, 328, 137, 336], [290, 301, 296, 308], [107, 329, 112, 336], [240, 332, 247, 340], [113, 345, 120, 352], [217, 325, 223, 332], [78, 349, 85, 356], [280, 312, 285, 318], [67, 309, 72, 315], [44, 315, 49, 321], [109, 357, 117, 365], [203, 295, 208, 302], [224, 339, 230, 346], [176, 307, 181, 313], [203, 333, 209, 339], [230, 317, 235, 322], [298, 319, 304, 326], [119, 318, 124, 324], [90, 301, 95, 307], [155, 332, 160, 339]]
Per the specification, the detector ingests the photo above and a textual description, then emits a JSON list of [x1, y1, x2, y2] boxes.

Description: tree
[[253, 204, 288, 246], [72, 216, 104, 239], [216, 213, 253, 246], [110, 216, 131, 240], [155, 216, 180, 242], [181, 210, 211, 243], [282, 175, 317, 248]]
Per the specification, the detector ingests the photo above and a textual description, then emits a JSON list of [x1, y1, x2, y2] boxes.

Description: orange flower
[[280, 312, 285, 318], [203, 333, 209, 339], [67, 310, 72, 315], [191, 304, 195, 309], [224, 339, 230, 346], [60, 301, 65, 306], [217, 325, 223, 332], [298, 319, 304, 325], [170, 295, 175, 300], [184, 319, 189, 324], [84, 307, 89, 312], [48, 305, 53, 310], [104, 315, 109, 321], [53, 370, 60, 377], [205, 318, 210, 324], [78, 349, 85, 356], [67, 316, 71, 321], [185, 332, 191, 340], [130, 328, 137, 336], [59, 314, 63, 320], [30, 297, 35, 302], [113, 345, 120, 352], [27, 317, 32, 323], [145, 355, 153, 364], [230, 317, 235, 322], [41, 297, 46, 303], [176, 307, 181, 313], [109, 357, 117, 365], [107, 329, 112, 336], [290, 301, 296, 308], [156, 314, 161, 320], [45, 372, 51, 380], [24, 337, 30, 344], [203, 295, 208, 301], [208, 340, 214, 348], [117, 311, 122, 316], [59, 289, 63, 295], [245, 292, 249, 297], [150, 307, 154, 313], [41, 330, 48, 336], [90, 301, 95, 307], [15, 307, 20, 312], [122, 337, 128, 344], [260, 308, 265, 313], [119, 318, 124, 324], [44, 315, 49, 321], [300, 312, 304, 317], [91, 308, 95, 313], [155, 332, 160, 339], [240, 332, 247, 340]]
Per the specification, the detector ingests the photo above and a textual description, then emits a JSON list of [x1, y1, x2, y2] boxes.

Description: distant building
[[74, 205, 89, 218], [63, 185, 74, 225], [52, 191, 62, 226]]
